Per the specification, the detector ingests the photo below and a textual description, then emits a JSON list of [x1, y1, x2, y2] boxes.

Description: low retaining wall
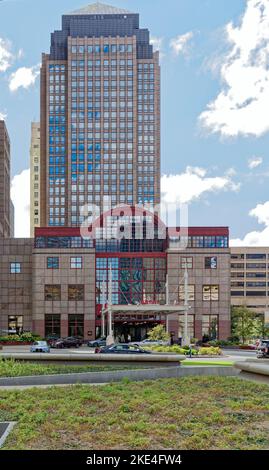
[[235, 361, 269, 377], [0, 365, 239, 387], [0, 352, 185, 366]]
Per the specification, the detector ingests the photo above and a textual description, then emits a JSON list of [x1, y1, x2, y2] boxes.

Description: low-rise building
[[231, 247, 269, 323], [0, 209, 231, 341]]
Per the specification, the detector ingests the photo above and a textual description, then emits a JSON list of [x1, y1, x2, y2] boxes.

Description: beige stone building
[[0, 120, 13, 238], [30, 122, 41, 237], [231, 247, 269, 323]]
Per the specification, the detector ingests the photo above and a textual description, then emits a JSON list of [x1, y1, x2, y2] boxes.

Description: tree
[[147, 325, 170, 342], [231, 306, 259, 344], [252, 316, 269, 339]]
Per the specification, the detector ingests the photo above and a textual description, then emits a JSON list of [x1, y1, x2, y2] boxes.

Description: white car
[[30, 341, 50, 353]]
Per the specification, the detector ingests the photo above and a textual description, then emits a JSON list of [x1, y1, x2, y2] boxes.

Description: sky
[[1, 0, 269, 245]]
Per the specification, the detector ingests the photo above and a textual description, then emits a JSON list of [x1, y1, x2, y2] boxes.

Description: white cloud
[[230, 201, 269, 246], [0, 110, 6, 120], [170, 32, 194, 56], [0, 37, 13, 72], [248, 156, 263, 169], [150, 36, 165, 59], [161, 166, 240, 204], [11, 169, 30, 238], [199, 0, 269, 138], [9, 65, 40, 92]]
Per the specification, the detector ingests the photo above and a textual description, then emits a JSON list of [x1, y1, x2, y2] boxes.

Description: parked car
[[50, 337, 82, 349], [256, 339, 269, 358], [88, 337, 107, 348], [30, 341, 50, 353], [130, 339, 170, 347], [95, 344, 152, 354], [46, 334, 60, 345], [69, 336, 84, 346]]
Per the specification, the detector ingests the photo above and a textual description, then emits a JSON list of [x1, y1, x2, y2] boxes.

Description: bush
[[0, 333, 41, 343], [143, 345, 198, 355], [147, 325, 170, 342], [198, 347, 222, 356]]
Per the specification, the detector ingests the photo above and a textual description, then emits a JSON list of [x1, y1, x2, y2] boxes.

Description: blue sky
[[1, 0, 269, 244]]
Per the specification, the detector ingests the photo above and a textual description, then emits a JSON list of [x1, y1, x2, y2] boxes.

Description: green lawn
[[0, 360, 143, 377], [182, 360, 234, 366], [1, 377, 269, 450]]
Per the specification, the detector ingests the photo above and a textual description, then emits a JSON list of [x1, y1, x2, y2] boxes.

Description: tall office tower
[[40, 2, 160, 227], [0, 120, 13, 238], [30, 122, 41, 237]]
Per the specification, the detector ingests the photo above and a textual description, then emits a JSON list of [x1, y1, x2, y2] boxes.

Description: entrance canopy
[[102, 304, 185, 315]]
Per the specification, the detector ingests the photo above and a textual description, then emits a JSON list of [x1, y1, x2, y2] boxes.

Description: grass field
[[182, 360, 234, 366], [1, 376, 269, 450], [0, 360, 142, 377]]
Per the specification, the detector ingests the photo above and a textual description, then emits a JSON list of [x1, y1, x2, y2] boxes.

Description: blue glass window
[[103, 45, 109, 53], [47, 257, 59, 269]]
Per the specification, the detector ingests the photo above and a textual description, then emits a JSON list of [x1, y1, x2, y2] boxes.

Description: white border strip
[[0, 422, 16, 448]]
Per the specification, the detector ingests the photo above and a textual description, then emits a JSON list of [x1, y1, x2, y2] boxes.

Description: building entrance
[[114, 320, 164, 342]]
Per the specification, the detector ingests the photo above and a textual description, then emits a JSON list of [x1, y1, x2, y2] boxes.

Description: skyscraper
[[40, 2, 160, 227], [30, 122, 41, 237], [0, 120, 13, 238]]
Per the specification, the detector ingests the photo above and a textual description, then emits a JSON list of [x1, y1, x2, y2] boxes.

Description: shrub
[[147, 325, 170, 342], [0, 333, 41, 343], [198, 347, 222, 356]]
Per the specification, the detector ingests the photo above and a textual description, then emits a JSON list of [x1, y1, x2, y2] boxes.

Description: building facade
[[231, 247, 269, 324], [0, 211, 231, 341], [40, 2, 160, 228], [0, 120, 13, 238], [30, 122, 41, 237], [0, 238, 32, 334]]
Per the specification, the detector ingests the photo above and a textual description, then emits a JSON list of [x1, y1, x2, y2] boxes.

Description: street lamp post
[[166, 273, 169, 333], [101, 280, 106, 337], [182, 267, 190, 346], [106, 266, 114, 345]]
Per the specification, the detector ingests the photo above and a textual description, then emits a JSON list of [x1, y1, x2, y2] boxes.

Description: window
[[179, 285, 195, 301], [10, 262, 21, 274], [8, 316, 23, 334], [45, 285, 61, 301], [203, 285, 219, 301], [47, 257, 59, 269], [205, 257, 217, 269], [202, 315, 218, 340], [45, 314, 60, 337], [70, 257, 82, 269], [68, 285, 84, 301], [181, 257, 193, 269], [68, 315, 84, 337]]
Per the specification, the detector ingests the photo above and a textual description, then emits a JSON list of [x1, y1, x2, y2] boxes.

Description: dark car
[[95, 344, 152, 354], [46, 334, 60, 346], [88, 337, 107, 348], [69, 336, 84, 346], [256, 339, 269, 358], [50, 337, 82, 349]]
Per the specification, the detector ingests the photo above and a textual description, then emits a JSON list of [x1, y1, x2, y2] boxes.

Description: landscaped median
[[143, 345, 222, 356], [1, 377, 269, 450]]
